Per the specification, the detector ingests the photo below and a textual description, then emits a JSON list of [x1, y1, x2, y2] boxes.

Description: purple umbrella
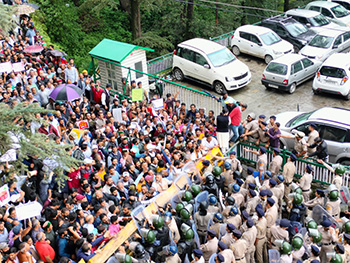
[[49, 84, 83, 101]]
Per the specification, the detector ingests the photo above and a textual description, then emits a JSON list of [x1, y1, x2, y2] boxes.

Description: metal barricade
[[146, 53, 173, 75]]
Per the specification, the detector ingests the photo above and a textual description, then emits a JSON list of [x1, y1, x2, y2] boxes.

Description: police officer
[[246, 189, 259, 216], [269, 148, 283, 176], [255, 207, 267, 263], [192, 249, 205, 263], [343, 233, 350, 262], [242, 218, 257, 263], [306, 123, 319, 154], [280, 131, 307, 157], [222, 196, 235, 219], [270, 219, 290, 249], [244, 168, 256, 188], [194, 201, 211, 244], [305, 189, 325, 210], [222, 162, 234, 195], [218, 241, 235, 263], [208, 195, 220, 215], [164, 212, 180, 243], [210, 213, 224, 237], [256, 120, 270, 148], [265, 197, 278, 241], [226, 207, 241, 228], [319, 160, 345, 191], [283, 154, 297, 210], [231, 184, 244, 208], [201, 229, 218, 263], [305, 245, 320, 263], [244, 147, 267, 179], [298, 165, 313, 202], [230, 229, 248, 263], [221, 223, 236, 247], [318, 218, 338, 262], [291, 234, 305, 263], [326, 184, 341, 219]]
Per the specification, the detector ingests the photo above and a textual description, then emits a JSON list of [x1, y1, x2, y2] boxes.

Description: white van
[[172, 38, 251, 94]]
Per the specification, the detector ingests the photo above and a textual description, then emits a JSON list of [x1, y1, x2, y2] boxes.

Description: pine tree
[[0, 103, 81, 186], [0, 4, 17, 36]]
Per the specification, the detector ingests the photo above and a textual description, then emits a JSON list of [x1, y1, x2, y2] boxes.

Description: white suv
[[172, 38, 251, 94], [313, 52, 350, 99], [230, 25, 294, 64]]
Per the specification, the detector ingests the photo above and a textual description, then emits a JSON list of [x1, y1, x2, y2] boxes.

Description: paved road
[[177, 53, 350, 117]]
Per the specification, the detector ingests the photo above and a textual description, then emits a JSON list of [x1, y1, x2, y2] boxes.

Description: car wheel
[[214, 81, 227, 94], [173, 68, 184, 81], [288, 83, 296, 94], [232, 46, 241, 56], [313, 89, 320, 95], [264, 55, 273, 64], [345, 92, 350, 101], [339, 158, 350, 165]]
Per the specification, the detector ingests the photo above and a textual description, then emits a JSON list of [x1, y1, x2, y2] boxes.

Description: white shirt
[[201, 137, 218, 153]]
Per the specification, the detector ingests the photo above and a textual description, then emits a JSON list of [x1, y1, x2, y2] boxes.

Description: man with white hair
[[35, 232, 55, 263]]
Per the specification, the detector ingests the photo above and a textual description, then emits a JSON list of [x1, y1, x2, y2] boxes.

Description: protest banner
[[12, 62, 25, 72], [77, 120, 89, 130], [0, 62, 13, 73], [131, 88, 143, 101], [152, 98, 163, 110], [112, 108, 123, 123], [0, 185, 10, 206], [16, 201, 43, 221]]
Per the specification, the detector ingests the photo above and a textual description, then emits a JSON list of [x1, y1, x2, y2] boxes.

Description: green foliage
[[0, 103, 81, 185], [0, 4, 17, 36], [133, 32, 174, 59]]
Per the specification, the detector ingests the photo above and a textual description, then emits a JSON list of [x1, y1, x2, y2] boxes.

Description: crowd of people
[[1, 1, 350, 263]]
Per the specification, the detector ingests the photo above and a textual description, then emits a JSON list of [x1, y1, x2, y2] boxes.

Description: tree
[[130, 0, 142, 39], [0, 103, 81, 186], [0, 4, 17, 36]]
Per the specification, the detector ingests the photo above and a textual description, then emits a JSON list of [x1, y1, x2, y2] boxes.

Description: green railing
[[234, 141, 350, 187]]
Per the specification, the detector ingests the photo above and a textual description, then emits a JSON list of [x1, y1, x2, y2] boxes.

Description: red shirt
[[229, 106, 241, 126], [92, 86, 103, 104], [35, 240, 55, 262]]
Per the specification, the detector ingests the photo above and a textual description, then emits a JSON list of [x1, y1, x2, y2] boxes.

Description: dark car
[[260, 16, 317, 52]]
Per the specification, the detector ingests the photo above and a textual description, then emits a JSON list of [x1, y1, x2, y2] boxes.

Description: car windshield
[[320, 66, 347, 78], [308, 35, 334, 48], [287, 111, 316, 127], [331, 5, 349, 18], [260, 31, 282, 45], [207, 48, 236, 67], [266, 62, 288, 75], [285, 23, 309, 37], [310, 14, 330, 26]]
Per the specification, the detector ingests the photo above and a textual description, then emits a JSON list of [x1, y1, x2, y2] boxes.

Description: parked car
[[261, 53, 321, 93], [260, 16, 317, 52], [305, 1, 350, 27], [312, 52, 350, 99], [299, 28, 350, 61], [230, 25, 293, 64], [172, 38, 251, 94], [275, 107, 350, 164], [285, 9, 342, 33], [331, 0, 350, 10]]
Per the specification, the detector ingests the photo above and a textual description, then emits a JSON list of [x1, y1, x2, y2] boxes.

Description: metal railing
[[235, 141, 350, 187], [209, 30, 236, 48]]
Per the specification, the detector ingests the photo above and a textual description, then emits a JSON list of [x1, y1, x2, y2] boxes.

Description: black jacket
[[309, 140, 328, 160]]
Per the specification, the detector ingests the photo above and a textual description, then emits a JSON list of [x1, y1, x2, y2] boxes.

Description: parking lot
[[177, 53, 350, 117]]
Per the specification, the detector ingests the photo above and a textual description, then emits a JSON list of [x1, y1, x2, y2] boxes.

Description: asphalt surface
[[176, 53, 350, 117]]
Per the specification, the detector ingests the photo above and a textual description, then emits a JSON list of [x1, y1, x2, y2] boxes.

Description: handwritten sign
[[112, 108, 123, 123], [152, 98, 164, 110], [77, 120, 89, 130], [0, 185, 10, 206], [12, 62, 25, 73], [132, 88, 143, 101], [16, 201, 43, 221], [0, 62, 12, 73]]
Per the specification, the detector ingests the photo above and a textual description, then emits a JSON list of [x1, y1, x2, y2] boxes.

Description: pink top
[[108, 223, 120, 236]]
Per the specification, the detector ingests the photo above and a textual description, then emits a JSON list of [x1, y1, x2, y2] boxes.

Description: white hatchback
[[230, 25, 294, 64], [172, 38, 251, 94], [305, 1, 350, 26], [300, 28, 350, 61], [313, 53, 350, 99]]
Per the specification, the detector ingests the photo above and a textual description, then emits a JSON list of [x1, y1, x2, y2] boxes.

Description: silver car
[[261, 53, 321, 93], [276, 107, 350, 164]]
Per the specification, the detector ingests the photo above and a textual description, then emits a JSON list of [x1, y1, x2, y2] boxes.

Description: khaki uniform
[[283, 161, 296, 207], [344, 243, 350, 263], [257, 128, 269, 144], [271, 187, 283, 206], [292, 246, 305, 263], [210, 222, 221, 238], [221, 232, 235, 247], [219, 249, 236, 263], [231, 192, 245, 208], [165, 253, 182, 263], [246, 196, 259, 216], [208, 205, 220, 215], [201, 237, 219, 263], [245, 120, 259, 141], [305, 197, 324, 208], [318, 225, 337, 262], [270, 225, 289, 249], [194, 211, 212, 243], [230, 158, 242, 173], [307, 130, 319, 154], [269, 155, 283, 175], [223, 170, 234, 193], [194, 256, 205, 263], [242, 226, 257, 263], [280, 254, 293, 263], [257, 154, 267, 174], [230, 239, 248, 263], [244, 175, 256, 188], [168, 218, 180, 242], [226, 215, 241, 229], [294, 137, 307, 156], [304, 256, 320, 263], [260, 180, 270, 190], [332, 175, 343, 190], [299, 172, 313, 202], [240, 187, 249, 201], [256, 217, 268, 263], [326, 199, 341, 218], [265, 205, 278, 240]]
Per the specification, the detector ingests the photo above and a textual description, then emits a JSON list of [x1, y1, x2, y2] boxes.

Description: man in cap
[[256, 120, 270, 148], [270, 219, 290, 249], [229, 103, 247, 145], [241, 113, 259, 142], [318, 218, 338, 262], [226, 207, 241, 228], [305, 189, 325, 210], [335, 243, 346, 263], [243, 168, 256, 187], [193, 249, 205, 263], [213, 151, 243, 174], [343, 233, 350, 262], [217, 90, 236, 110], [220, 223, 236, 247], [242, 218, 257, 263], [280, 131, 307, 157], [298, 165, 313, 202], [306, 137, 328, 161], [200, 160, 213, 177], [230, 229, 247, 263], [244, 147, 267, 180], [283, 154, 297, 210], [215, 241, 232, 263], [215, 254, 225, 263], [265, 197, 278, 241], [269, 148, 283, 176], [325, 184, 341, 219], [304, 245, 320, 263], [255, 207, 267, 263], [246, 189, 259, 216], [307, 124, 319, 154], [200, 229, 218, 263], [164, 212, 180, 243]]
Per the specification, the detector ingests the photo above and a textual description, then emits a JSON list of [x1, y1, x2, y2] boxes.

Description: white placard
[[0, 62, 13, 73], [0, 185, 10, 206], [112, 108, 123, 123], [152, 98, 163, 110], [12, 62, 25, 72], [15, 201, 43, 221]]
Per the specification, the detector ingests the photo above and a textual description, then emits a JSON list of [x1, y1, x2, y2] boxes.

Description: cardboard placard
[[112, 108, 123, 123], [77, 120, 89, 130], [0, 185, 10, 206], [12, 62, 25, 73], [132, 88, 143, 101], [152, 98, 163, 110], [15, 201, 43, 221], [0, 62, 13, 73]]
